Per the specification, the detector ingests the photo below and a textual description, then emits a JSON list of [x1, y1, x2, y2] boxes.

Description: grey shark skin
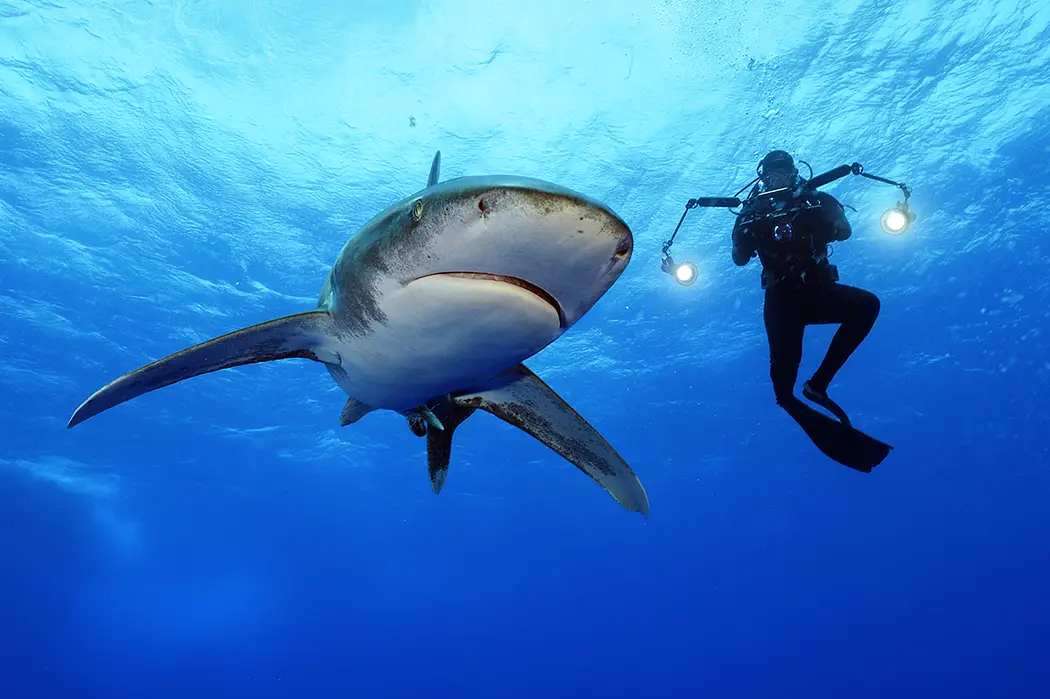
[[67, 151, 649, 517]]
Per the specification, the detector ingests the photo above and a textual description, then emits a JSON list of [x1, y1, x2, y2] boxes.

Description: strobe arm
[[806, 163, 855, 189], [808, 162, 911, 201], [686, 196, 743, 209]]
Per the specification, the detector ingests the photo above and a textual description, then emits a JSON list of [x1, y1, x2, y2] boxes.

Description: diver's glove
[[732, 228, 758, 260]]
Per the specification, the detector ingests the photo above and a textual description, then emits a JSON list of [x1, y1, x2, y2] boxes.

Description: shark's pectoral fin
[[68, 310, 337, 429], [452, 365, 650, 517], [340, 397, 375, 426], [424, 397, 476, 494]]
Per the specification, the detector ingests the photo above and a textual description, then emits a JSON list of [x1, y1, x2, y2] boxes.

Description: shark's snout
[[391, 175, 633, 332], [482, 185, 633, 328]]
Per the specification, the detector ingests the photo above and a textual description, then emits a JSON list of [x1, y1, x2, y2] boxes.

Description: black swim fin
[[802, 380, 851, 426], [779, 397, 892, 473]]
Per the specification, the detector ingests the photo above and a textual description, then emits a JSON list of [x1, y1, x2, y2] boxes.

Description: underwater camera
[[659, 160, 914, 285]]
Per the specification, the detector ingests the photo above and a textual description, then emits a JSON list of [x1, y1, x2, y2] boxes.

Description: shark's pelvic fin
[[424, 397, 476, 494], [68, 310, 337, 429], [427, 150, 441, 187], [340, 397, 375, 426], [406, 413, 428, 437], [452, 364, 650, 517]]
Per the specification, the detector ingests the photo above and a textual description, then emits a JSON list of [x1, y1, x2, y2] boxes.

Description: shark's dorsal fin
[[452, 364, 650, 516], [427, 150, 441, 187]]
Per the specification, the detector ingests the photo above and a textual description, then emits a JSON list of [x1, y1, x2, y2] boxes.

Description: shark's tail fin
[[68, 310, 337, 428], [424, 399, 476, 494]]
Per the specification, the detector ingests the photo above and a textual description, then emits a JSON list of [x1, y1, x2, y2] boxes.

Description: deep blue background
[[2, 1, 1049, 697]]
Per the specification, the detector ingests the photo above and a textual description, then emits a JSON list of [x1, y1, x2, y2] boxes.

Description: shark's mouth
[[415, 272, 567, 329]]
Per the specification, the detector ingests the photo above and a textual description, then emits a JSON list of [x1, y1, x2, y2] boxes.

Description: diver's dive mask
[[761, 169, 798, 191], [758, 150, 799, 191]]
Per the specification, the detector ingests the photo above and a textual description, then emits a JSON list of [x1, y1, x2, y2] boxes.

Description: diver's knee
[[861, 290, 881, 322]]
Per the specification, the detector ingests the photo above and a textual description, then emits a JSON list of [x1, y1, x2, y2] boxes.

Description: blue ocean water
[[2, 0, 1049, 696]]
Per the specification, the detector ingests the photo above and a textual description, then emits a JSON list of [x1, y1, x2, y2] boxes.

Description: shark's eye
[[411, 198, 424, 222]]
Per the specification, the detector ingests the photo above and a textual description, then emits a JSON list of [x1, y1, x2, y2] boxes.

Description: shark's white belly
[[327, 275, 563, 410]]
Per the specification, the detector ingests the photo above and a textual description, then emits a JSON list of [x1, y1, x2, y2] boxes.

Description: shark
[[67, 150, 650, 516]]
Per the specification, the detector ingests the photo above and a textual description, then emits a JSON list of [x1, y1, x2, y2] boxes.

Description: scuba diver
[[732, 150, 889, 471]]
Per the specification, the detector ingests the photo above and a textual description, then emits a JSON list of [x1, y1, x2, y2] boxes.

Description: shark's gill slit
[[416, 271, 567, 328]]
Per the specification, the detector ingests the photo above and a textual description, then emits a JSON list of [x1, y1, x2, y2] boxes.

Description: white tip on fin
[[453, 365, 650, 517]]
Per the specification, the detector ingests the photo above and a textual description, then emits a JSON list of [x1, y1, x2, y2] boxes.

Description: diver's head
[[758, 150, 798, 190]]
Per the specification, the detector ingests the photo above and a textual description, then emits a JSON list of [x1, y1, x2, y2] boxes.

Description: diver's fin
[[340, 397, 375, 427], [68, 310, 337, 429], [802, 381, 851, 426], [452, 364, 650, 517], [427, 150, 441, 187], [780, 397, 892, 473], [424, 398, 476, 493]]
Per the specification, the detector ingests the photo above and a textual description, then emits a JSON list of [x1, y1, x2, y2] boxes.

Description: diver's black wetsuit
[[732, 188, 880, 406]]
